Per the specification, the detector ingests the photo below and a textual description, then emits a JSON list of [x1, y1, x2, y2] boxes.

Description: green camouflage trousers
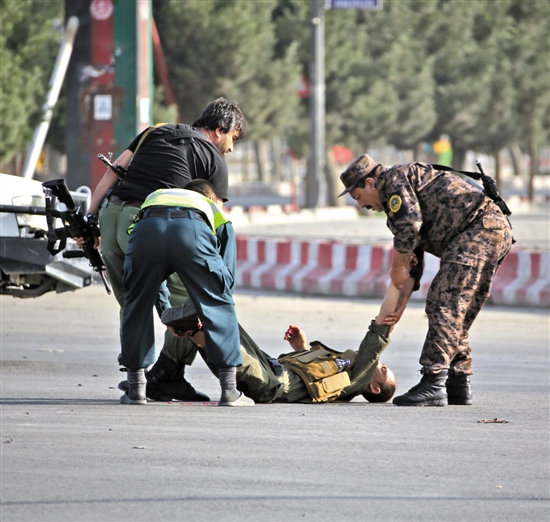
[[420, 206, 513, 375]]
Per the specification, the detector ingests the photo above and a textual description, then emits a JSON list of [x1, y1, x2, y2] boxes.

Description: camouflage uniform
[[374, 162, 513, 375]]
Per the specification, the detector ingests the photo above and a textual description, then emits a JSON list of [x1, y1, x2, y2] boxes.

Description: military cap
[[338, 154, 378, 197], [161, 298, 199, 330]]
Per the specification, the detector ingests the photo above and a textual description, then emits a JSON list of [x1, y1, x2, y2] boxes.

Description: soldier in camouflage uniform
[[338, 154, 513, 407]]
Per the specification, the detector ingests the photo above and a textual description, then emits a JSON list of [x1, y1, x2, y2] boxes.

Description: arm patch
[[388, 194, 406, 219]]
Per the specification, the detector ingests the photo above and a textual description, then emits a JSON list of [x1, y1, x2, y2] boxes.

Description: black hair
[[354, 163, 383, 190], [354, 176, 368, 190], [192, 97, 248, 141], [184, 179, 217, 199], [362, 379, 396, 403]]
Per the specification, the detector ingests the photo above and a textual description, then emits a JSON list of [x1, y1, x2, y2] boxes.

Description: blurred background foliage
[[1, 0, 549, 190]]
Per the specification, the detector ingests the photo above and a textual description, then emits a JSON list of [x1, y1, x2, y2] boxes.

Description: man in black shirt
[[86, 98, 248, 400]]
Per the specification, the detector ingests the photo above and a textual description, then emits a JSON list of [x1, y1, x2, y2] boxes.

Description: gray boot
[[120, 369, 147, 405], [218, 367, 254, 407], [393, 370, 448, 407]]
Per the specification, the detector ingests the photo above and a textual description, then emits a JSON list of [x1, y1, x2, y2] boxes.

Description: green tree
[[0, 0, 64, 167], [506, 0, 550, 199], [421, 0, 497, 169], [466, 2, 519, 186], [361, 1, 437, 154], [152, 0, 301, 140]]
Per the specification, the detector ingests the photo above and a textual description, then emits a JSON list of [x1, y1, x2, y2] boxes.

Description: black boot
[[446, 373, 472, 405], [145, 353, 209, 402], [158, 372, 210, 402], [393, 370, 448, 407]]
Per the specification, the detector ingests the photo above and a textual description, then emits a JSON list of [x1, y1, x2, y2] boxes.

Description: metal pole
[[22, 16, 79, 179], [306, 0, 325, 208]]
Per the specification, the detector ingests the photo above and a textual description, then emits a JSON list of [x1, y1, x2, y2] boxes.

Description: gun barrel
[[42, 179, 76, 210], [99, 271, 112, 294], [97, 153, 126, 179], [63, 250, 86, 259], [475, 160, 485, 175]]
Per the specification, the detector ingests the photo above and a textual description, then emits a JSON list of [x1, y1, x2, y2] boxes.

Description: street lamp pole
[[306, 0, 326, 208]]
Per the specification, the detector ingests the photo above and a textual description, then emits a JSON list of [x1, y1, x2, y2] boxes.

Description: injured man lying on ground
[[119, 269, 419, 404]]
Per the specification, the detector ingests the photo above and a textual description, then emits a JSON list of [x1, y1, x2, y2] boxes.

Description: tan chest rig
[[278, 342, 357, 403]]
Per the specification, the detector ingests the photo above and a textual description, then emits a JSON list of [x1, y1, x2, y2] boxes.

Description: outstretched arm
[[375, 250, 420, 328], [374, 282, 401, 326], [381, 277, 416, 327]]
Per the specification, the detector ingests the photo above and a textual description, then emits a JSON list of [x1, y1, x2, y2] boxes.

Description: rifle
[[42, 179, 111, 294], [97, 152, 127, 180], [474, 160, 511, 216], [432, 161, 512, 217]]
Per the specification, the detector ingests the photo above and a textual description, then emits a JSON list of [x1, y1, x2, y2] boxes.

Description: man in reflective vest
[[119, 179, 254, 407]]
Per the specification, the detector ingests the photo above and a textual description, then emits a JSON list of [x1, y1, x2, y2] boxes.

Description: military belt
[[108, 195, 143, 207], [140, 206, 208, 225]]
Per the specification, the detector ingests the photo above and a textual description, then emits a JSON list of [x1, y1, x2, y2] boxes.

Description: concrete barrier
[[236, 236, 549, 308], [226, 205, 359, 226]]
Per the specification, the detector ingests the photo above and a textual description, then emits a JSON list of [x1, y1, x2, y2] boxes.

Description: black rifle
[[42, 179, 111, 294], [474, 160, 511, 216], [97, 152, 127, 180], [431, 161, 512, 216]]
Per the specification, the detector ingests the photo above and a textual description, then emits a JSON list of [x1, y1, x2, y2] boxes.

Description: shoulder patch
[[389, 194, 402, 214]]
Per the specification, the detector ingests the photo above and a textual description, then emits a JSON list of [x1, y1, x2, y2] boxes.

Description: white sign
[[90, 0, 114, 21], [94, 94, 112, 121], [140, 97, 150, 124], [325, 0, 382, 9], [139, 0, 149, 21]]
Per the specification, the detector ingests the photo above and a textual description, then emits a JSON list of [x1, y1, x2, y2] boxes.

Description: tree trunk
[[241, 141, 249, 183], [253, 141, 265, 182], [271, 138, 282, 182], [507, 143, 524, 177], [452, 146, 467, 170], [493, 151, 502, 193], [305, 154, 320, 208], [324, 148, 345, 207], [528, 138, 538, 202]]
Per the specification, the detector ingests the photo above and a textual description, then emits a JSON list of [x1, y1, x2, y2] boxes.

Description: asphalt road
[[1, 285, 549, 522]]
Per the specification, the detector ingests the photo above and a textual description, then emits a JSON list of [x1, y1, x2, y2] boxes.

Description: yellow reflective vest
[[127, 188, 229, 235]]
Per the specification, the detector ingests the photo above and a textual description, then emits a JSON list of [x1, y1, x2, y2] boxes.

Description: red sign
[[297, 74, 310, 98]]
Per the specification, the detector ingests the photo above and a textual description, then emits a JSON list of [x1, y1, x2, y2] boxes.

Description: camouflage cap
[[338, 154, 378, 197]]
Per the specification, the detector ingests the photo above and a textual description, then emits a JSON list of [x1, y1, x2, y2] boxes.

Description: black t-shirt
[[111, 123, 228, 202]]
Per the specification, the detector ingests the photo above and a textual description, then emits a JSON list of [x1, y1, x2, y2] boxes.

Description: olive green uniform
[[164, 322, 390, 403]]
